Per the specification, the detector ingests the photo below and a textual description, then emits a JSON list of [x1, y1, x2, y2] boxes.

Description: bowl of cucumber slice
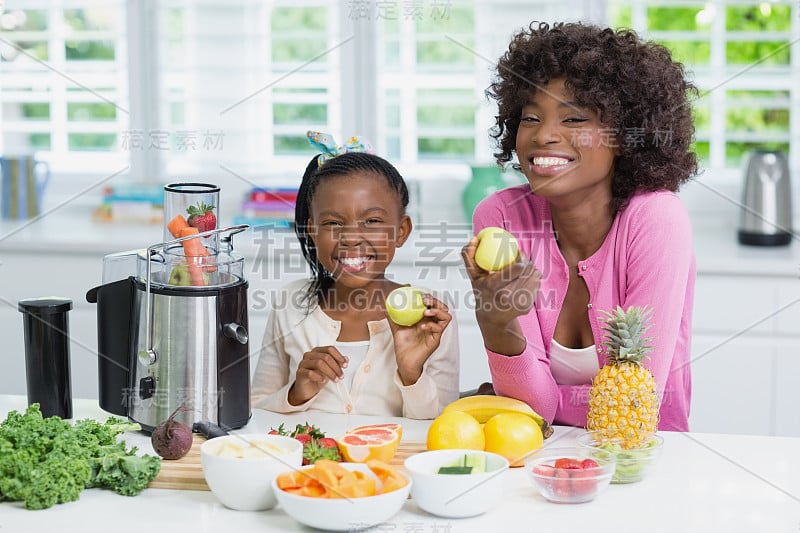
[[404, 449, 509, 518], [576, 431, 664, 484]]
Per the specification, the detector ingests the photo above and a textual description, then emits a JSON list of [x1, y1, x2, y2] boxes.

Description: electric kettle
[[737, 149, 793, 246]]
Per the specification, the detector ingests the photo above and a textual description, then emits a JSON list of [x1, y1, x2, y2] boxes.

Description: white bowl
[[200, 434, 303, 511], [272, 462, 411, 531], [403, 449, 509, 518]]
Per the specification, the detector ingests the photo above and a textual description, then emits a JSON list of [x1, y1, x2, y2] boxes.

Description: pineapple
[[586, 306, 659, 449]]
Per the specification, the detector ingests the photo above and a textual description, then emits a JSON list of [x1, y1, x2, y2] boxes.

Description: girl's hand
[[288, 346, 348, 405], [461, 236, 541, 355], [388, 293, 452, 386]]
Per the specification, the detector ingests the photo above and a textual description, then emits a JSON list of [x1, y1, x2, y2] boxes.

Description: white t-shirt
[[549, 338, 599, 385], [334, 340, 370, 390]]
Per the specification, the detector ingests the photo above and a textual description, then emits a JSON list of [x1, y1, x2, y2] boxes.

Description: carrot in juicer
[[178, 227, 209, 285], [167, 214, 190, 238]]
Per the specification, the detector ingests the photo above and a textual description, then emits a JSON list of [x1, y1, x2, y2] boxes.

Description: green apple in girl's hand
[[474, 227, 519, 272], [386, 286, 426, 326]]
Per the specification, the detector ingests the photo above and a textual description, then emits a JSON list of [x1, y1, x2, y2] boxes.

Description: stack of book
[[92, 183, 164, 224], [233, 187, 297, 228]]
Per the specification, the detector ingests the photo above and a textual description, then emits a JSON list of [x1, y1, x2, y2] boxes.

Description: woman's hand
[[388, 293, 452, 386], [288, 346, 348, 405], [462, 236, 541, 355]]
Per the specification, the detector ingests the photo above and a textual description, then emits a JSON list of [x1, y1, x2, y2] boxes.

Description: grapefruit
[[350, 423, 403, 440], [426, 410, 485, 451], [336, 425, 401, 463]]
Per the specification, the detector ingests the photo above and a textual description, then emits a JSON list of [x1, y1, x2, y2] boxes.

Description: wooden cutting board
[[148, 434, 427, 491]]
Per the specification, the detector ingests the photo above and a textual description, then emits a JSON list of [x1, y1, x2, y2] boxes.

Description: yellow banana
[[442, 395, 553, 438]]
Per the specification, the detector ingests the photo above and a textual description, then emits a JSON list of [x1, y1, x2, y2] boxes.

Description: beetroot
[[151, 407, 193, 460]]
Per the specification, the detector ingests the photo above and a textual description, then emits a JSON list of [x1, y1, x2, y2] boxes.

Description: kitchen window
[[609, 0, 798, 182], [1, 0, 795, 196], [0, 0, 128, 176]]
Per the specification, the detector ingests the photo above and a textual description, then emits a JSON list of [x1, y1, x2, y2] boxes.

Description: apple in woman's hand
[[386, 286, 426, 326], [474, 227, 519, 271]]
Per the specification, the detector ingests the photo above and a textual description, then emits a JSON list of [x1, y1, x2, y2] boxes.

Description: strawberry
[[581, 458, 599, 469], [553, 467, 572, 498], [294, 433, 312, 446], [568, 467, 598, 497], [318, 437, 342, 459], [268, 423, 287, 435], [302, 437, 343, 465], [554, 458, 582, 469], [186, 201, 216, 232], [291, 422, 324, 440]]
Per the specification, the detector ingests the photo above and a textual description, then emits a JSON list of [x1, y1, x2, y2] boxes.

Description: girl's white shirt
[[251, 279, 460, 419], [335, 340, 370, 391]]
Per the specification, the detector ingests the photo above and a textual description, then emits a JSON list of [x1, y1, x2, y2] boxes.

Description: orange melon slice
[[336, 425, 401, 463], [366, 459, 408, 494]]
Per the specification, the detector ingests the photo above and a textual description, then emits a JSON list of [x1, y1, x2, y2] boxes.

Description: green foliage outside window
[[273, 103, 327, 125], [418, 138, 474, 158], [67, 103, 116, 121], [274, 135, 310, 154], [611, 2, 793, 167], [271, 7, 327, 63], [65, 41, 115, 60], [68, 133, 116, 151], [22, 103, 51, 120]]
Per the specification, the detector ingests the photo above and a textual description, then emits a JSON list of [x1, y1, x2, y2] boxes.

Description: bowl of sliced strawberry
[[525, 447, 615, 504]]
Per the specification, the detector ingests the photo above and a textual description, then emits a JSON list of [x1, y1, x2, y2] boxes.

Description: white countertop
[[1, 202, 799, 277], [1, 395, 798, 533]]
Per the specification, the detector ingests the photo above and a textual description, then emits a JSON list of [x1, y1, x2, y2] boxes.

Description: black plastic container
[[18, 298, 73, 419]]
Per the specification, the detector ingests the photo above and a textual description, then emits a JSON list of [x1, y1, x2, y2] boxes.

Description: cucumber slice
[[437, 466, 474, 475], [464, 453, 486, 473]]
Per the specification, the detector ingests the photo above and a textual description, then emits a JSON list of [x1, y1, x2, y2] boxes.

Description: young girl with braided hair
[[252, 132, 459, 418]]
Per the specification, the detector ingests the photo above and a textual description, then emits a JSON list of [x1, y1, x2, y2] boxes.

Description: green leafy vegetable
[[0, 404, 161, 510]]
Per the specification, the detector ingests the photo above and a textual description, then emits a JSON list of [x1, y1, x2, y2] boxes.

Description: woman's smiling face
[[515, 78, 617, 204], [308, 172, 411, 290]]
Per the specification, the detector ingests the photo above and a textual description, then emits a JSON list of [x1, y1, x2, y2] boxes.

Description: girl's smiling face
[[308, 172, 411, 290], [515, 78, 617, 205]]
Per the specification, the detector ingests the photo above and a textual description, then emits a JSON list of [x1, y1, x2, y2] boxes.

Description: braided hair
[[295, 151, 410, 309]]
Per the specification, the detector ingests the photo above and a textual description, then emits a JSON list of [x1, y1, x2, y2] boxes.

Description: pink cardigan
[[473, 187, 695, 431]]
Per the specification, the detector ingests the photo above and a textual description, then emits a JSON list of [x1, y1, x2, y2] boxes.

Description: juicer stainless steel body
[[87, 226, 251, 432]]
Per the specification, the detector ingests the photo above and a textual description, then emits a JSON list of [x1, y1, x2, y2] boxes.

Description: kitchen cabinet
[[690, 274, 800, 437]]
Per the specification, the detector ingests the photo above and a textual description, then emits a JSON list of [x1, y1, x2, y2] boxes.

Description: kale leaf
[[0, 404, 161, 510]]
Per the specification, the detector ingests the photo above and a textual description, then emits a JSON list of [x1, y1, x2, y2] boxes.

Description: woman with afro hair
[[461, 22, 697, 431]]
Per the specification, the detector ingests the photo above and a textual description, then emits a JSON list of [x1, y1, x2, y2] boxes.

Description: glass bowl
[[575, 431, 664, 484], [524, 446, 615, 504]]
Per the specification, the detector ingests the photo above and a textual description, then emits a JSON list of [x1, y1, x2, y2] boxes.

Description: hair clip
[[307, 130, 374, 166]]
